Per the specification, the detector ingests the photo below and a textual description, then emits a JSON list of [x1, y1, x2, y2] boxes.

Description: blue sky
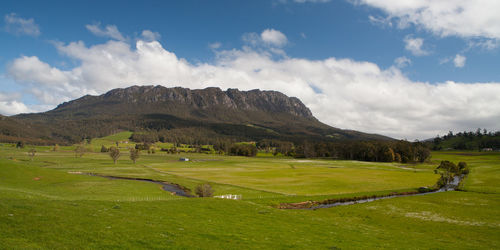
[[1, 0, 499, 139]]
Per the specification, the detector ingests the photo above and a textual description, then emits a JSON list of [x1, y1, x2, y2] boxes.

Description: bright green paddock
[[0, 142, 498, 249]]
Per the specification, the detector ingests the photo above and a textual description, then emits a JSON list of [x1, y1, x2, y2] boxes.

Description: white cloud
[[243, 29, 288, 49], [453, 54, 466, 68], [4, 13, 40, 37], [85, 23, 126, 41], [209, 42, 222, 49], [467, 39, 500, 50], [394, 56, 411, 68], [355, 0, 500, 40], [6, 36, 500, 140], [368, 15, 392, 28], [404, 36, 429, 56], [261, 29, 288, 47], [0, 92, 30, 115], [277, 0, 330, 3], [293, 0, 330, 3], [141, 30, 161, 41]]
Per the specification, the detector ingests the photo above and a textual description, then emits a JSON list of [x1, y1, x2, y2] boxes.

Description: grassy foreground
[[0, 141, 498, 249]]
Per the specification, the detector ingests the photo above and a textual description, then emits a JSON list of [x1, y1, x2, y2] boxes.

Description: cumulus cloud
[[141, 30, 161, 41], [3, 13, 40, 37], [0, 92, 30, 115], [243, 29, 288, 48], [355, 0, 500, 40], [453, 54, 466, 68], [85, 23, 126, 41], [404, 36, 429, 56], [261, 29, 288, 47], [6, 35, 500, 139], [394, 56, 411, 68]]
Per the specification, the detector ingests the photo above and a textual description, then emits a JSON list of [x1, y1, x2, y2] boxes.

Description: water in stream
[[83, 173, 194, 197], [310, 175, 464, 209]]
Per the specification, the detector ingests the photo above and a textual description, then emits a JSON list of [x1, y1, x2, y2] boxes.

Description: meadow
[[0, 134, 498, 249]]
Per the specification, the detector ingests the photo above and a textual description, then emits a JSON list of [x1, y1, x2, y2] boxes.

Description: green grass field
[[0, 139, 498, 249]]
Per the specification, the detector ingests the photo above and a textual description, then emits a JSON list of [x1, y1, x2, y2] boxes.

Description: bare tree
[[129, 148, 140, 164], [28, 148, 36, 161], [195, 183, 214, 197], [109, 146, 120, 164], [75, 144, 86, 158]]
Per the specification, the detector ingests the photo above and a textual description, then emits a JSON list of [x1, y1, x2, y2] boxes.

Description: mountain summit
[[53, 85, 314, 120], [3, 85, 390, 144]]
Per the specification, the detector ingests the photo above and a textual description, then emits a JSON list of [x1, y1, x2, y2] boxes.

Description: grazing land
[[0, 136, 499, 249]]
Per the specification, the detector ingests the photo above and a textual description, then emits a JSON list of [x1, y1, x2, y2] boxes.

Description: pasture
[[0, 139, 498, 249]]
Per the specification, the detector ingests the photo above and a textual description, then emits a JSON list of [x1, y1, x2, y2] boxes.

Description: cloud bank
[[5, 29, 500, 140], [355, 0, 500, 40]]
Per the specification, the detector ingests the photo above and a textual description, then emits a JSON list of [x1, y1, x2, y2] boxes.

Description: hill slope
[[2, 85, 391, 144]]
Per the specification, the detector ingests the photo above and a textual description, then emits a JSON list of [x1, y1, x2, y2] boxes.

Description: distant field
[[152, 156, 438, 196], [0, 138, 498, 249]]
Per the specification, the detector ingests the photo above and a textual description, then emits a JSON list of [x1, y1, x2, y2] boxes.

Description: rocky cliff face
[[56, 85, 313, 119], [7, 85, 391, 144]]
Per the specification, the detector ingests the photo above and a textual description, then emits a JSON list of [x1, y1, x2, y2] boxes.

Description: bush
[[195, 183, 214, 197], [229, 144, 257, 157], [101, 145, 109, 152], [135, 143, 151, 151], [458, 162, 469, 174]]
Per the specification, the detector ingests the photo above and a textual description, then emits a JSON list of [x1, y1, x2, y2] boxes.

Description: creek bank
[[279, 175, 465, 210], [81, 173, 194, 197]]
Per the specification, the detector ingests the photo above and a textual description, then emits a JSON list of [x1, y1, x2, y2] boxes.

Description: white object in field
[[214, 194, 242, 200]]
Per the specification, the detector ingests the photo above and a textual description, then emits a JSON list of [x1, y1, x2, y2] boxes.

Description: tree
[[379, 146, 395, 162], [75, 144, 86, 158], [195, 183, 214, 197], [458, 162, 469, 175], [109, 146, 120, 164], [52, 144, 60, 152], [100, 145, 109, 152], [129, 148, 140, 164], [416, 146, 431, 163], [28, 148, 36, 161]]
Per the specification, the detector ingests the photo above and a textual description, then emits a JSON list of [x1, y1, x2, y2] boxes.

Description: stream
[[284, 175, 465, 210], [83, 173, 194, 197]]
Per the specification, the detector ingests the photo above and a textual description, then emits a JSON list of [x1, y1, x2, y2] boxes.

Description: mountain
[[1, 85, 391, 144]]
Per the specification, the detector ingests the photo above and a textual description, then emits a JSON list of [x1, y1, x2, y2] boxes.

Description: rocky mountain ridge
[[2, 85, 391, 144]]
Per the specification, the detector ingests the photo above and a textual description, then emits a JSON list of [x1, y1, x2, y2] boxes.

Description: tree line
[[432, 128, 500, 150]]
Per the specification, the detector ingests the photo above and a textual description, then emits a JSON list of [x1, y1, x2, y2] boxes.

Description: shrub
[[101, 145, 109, 152], [195, 183, 214, 197], [75, 144, 86, 158], [28, 148, 36, 161], [458, 162, 469, 174]]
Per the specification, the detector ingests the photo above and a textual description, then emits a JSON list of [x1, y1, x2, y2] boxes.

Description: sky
[[0, 0, 499, 140]]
